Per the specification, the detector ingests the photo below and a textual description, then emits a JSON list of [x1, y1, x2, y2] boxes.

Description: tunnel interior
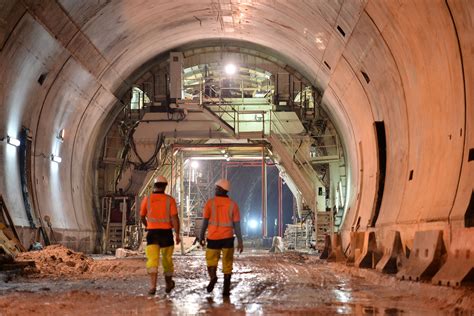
[[1, 0, 474, 307]]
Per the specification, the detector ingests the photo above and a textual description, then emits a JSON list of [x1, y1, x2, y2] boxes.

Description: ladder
[[316, 212, 332, 252]]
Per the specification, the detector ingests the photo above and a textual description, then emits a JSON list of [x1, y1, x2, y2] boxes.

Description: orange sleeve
[[203, 200, 211, 219], [140, 197, 148, 217], [233, 202, 240, 222], [170, 197, 178, 216]]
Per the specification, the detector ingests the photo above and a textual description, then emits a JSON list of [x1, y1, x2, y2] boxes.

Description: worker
[[199, 178, 243, 296], [140, 176, 180, 295]]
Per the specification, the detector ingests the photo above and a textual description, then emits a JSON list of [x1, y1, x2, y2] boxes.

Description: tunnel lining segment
[[445, 0, 468, 221]]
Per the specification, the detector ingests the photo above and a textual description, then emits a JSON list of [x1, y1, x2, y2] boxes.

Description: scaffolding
[[182, 160, 221, 237]]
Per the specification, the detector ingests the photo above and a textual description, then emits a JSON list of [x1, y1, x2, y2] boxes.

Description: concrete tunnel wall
[[0, 0, 473, 252]]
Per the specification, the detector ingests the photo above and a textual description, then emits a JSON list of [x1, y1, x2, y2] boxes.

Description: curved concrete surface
[[0, 0, 473, 251]]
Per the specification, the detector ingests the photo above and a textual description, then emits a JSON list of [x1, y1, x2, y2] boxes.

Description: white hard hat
[[215, 178, 231, 191], [154, 176, 168, 184]]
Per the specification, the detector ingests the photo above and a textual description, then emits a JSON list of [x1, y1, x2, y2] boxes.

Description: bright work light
[[225, 64, 237, 75], [248, 219, 258, 229]]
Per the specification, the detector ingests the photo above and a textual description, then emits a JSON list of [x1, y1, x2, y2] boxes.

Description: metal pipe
[[172, 143, 266, 149]]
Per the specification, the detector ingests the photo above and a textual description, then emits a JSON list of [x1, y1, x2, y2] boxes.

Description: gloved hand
[[199, 238, 206, 247]]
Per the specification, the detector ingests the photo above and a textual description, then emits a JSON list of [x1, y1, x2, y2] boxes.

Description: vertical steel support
[[170, 146, 177, 196], [187, 160, 192, 219], [278, 175, 283, 236], [121, 197, 127, 248], [179, 152, 185, 255], [261, 149, 267, 237], [221, 161, 225, 179]]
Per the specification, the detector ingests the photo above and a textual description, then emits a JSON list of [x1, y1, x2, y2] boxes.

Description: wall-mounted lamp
[[50, 154, 62, 163], [57, 129, 65, 142], [6, 136, 21, 147]]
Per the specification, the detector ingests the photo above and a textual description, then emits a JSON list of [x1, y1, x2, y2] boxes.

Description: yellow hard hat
[[215, 178, 231, 191], [154, 176, 168, 184]]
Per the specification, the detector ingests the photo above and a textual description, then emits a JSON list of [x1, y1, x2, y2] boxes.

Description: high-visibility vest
[[208, 198, 235, 228], [146, 194, 171, 225]]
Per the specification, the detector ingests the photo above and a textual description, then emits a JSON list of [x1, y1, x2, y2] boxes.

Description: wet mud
[[1, 250, 473, 315]]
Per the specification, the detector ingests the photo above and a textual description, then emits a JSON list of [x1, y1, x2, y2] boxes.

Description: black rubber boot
[[223, 274, 231, 296], [165, 276, 175, 293], [206, 266, 218, 292]]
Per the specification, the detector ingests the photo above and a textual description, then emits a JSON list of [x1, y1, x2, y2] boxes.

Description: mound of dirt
[[15, 245, 93, 277], [281, 251, 310, 264]]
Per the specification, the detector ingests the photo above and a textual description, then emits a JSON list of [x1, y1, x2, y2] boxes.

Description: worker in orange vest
[[199, 178, 243, 296], [140, 176, 180, 295]]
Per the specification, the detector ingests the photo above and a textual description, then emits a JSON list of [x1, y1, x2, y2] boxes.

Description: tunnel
[[1, 0, 474, 314]]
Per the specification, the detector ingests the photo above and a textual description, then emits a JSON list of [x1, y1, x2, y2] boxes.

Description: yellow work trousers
[[206, 248, 234, 274], [145, 245, 174, 276]]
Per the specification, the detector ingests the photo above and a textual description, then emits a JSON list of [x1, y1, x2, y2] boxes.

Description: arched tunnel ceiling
[[0, 0, 473, 252], [129, 40, 314, 89]]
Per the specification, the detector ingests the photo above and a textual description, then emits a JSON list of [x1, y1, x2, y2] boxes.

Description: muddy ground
[[1, 248, 473, 315]]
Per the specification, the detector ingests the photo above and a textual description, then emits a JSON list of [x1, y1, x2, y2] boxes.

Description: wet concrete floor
[[0, 251, 473, 315]]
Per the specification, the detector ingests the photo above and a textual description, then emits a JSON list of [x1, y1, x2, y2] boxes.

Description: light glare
[[225, 64, 237, 75], [248, 219, 258, 229]]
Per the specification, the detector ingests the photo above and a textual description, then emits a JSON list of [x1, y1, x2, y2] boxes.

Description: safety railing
[[310, 134, 341, 163], [268, 111, 318, 189], [201, 85, 273, 134]]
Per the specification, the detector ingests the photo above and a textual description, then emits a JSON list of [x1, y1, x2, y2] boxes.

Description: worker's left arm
[[233, 203, 243, 253], [139, 197, 148, 229], [199, 201, 211, 245], [170, 199, 180, 245]]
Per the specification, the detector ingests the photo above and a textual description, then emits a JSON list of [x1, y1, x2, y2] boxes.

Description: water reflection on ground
[[1, 251, 472, 315]]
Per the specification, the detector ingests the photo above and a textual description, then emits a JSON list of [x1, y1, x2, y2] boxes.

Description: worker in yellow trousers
[[140, 176, 180, 295], [199, 179, 243, 296]]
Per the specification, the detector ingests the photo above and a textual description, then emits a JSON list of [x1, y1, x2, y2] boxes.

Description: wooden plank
[[0, 195, 26, 252]]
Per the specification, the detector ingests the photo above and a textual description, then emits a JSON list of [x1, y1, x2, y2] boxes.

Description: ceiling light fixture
[[6, 136, 20, 147], [57, 129, 65, 142], [225, 64, 237, 75], [50, 154, 62, 163]]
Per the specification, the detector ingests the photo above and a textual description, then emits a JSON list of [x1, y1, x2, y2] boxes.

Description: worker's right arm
[[169, 198, 180, 245], [233, 222, 243, 253], [233, 203, 243, 253], [140, 197, 148, 229]]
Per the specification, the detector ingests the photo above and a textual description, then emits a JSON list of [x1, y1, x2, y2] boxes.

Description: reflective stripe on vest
[[209, 198, 234, 227], [146, 194, 171, 223]]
